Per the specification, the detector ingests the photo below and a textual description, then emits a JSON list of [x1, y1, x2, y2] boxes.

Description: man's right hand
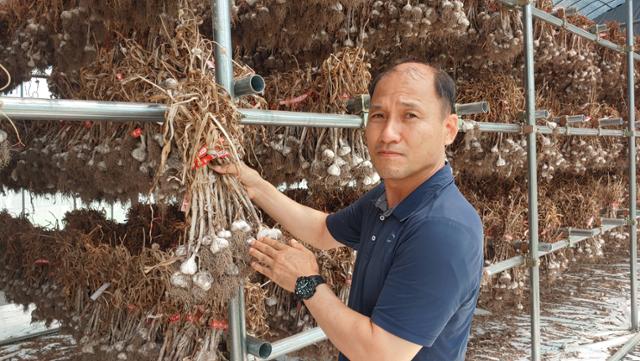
[[212, 162, 263, 200]]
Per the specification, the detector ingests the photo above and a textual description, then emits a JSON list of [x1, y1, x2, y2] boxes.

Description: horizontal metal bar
[[247, 335, 272, 358], [456, 101, 490, 116], [252, 327, 327, 360], [0, 97, 166, 122], [599, 117, 625, 127], [0, 97, 365, 128], [607, 332, 640, 361], [234, 74, 265, 97], [484, 219, 627, 277], [239, 108, 364, 128], [0, 327, 59, 347], [460, 120, 629, 137], [498, 0, 640, 60]]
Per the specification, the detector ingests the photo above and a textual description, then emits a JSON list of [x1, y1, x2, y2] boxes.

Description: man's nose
[[379, 116, 402, 144]]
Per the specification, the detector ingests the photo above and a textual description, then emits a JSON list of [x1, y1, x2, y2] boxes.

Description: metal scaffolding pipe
[[523, 3, 541, 360], [211, 0, 244, 359], [234, 74, 265, 97], [459, 119, 631, 137], [247, 336, 272, 359], [455, 101, 490, 116], [0, 97, 166, 122], [239, 108, 363, 128], [627, 0, 639, 332], [599, 117, 624, 127], [606, 332, 640, 361], [213, 0, 234, 97], [262, 327, 327, 360], [484, 219, 625, 277], [499, 0, 640, 61], [0, 97, 366, 129]]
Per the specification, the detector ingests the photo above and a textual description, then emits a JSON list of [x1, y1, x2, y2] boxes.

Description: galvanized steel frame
[[0, 0, 639, 359]]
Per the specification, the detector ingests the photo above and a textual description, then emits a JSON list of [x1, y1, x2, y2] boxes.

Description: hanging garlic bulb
[[192, 271, 213, 291], [231, 220, 252, 233], [210, 237, 230, 254], [175, 245, 188, 257], [328, 164, 341, 176], [180, 254, 198, 275], [217, 229, 232, 239], [171, 271, 190, 288], [257, 228, 283, 240], [201, 235, 213, 246], [265, 296, 278, 307]]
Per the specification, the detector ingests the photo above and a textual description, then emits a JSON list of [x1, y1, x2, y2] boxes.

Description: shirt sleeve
[[325, 186, 381, 250], [371, 218, 482, 347]]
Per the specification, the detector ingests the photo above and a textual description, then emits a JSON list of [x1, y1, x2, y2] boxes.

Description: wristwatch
[[294, 275, 326, 300]]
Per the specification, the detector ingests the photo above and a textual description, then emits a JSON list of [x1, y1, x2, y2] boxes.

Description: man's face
[[365, 66, 458, 182]]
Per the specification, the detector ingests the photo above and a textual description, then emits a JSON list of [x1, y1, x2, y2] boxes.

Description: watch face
[[295, 277, 313, 299]]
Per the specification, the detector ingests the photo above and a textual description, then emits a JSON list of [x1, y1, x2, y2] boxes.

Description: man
[[214, 61, 483, 361]]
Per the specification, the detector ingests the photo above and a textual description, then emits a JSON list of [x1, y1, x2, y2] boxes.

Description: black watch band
[[294, 275, 326, 300]]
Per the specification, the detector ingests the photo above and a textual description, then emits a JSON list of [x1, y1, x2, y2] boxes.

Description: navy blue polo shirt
[[326, 163, 483, 361]]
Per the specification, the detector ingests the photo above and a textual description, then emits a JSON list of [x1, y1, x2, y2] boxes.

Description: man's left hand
[[249, 237, 320, 292]]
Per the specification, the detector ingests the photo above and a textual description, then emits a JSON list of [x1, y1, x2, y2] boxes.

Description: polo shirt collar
[[373, 163, 454, 222]]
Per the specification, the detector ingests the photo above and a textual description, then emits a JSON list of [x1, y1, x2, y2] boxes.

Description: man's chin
[[375, 168, 407, 181]]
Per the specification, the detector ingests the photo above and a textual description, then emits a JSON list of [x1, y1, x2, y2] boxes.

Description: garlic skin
[[231, 220, 252, 233], [170, 271, 190, 288], [265, 296, 278, 307], [327, 164, 341, 176], [131, 146, 146, 162], [210, 237, 230, 254], [217, 230, 232, 239], [192, 271, 213, 291], [175, 245, 188, 257], [201, 235, 213, 246], [180, 254, 198, 275], [256, 228, 283, 240]]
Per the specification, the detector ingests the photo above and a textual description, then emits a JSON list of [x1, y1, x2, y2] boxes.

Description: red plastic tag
[[116, 73, 124, 81], [209, 319, 228, 330], [131, 128, 143, 138], [168, 313, 181, 323], [197, 146, 208, 158]]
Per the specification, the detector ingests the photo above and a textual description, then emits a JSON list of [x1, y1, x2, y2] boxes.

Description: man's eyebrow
[[370, 100, 423, 110], [399, 100, 423, 109]]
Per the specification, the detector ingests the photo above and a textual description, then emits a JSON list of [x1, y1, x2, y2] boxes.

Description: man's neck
[[383, 160, 446, 209]]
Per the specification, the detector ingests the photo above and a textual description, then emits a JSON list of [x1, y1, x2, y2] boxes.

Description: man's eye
[[370, 113, 384, 119], [406, 113, 418, 118]]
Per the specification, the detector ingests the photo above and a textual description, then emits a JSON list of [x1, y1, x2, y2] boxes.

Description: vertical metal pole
[[627, 0, 639, 331], [213, 0, 234, 98], [523, 3, 541, 360], [20, 84, 26, 218], [110, 203, 114, 221], [212, 0, 244, 360]]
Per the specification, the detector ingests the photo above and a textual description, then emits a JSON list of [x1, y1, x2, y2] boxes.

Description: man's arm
[[248, 238, 422, 361], [213, 162, 342, 250], [304, 285, 422, 361]]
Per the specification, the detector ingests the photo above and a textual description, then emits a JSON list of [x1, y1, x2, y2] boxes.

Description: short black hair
[[368, 60, 456, 116]]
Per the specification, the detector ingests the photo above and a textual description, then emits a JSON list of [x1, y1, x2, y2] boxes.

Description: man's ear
[[443, 113, 459, 146]]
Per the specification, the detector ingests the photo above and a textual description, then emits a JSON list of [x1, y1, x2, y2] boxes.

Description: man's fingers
[[252, 239, 280, 257], [249, 247, 274, 267], [290, 238, 306, 251], [251, 262, 272, 278], [211, 163, 239, 175], [259, 237, 286, 250]]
